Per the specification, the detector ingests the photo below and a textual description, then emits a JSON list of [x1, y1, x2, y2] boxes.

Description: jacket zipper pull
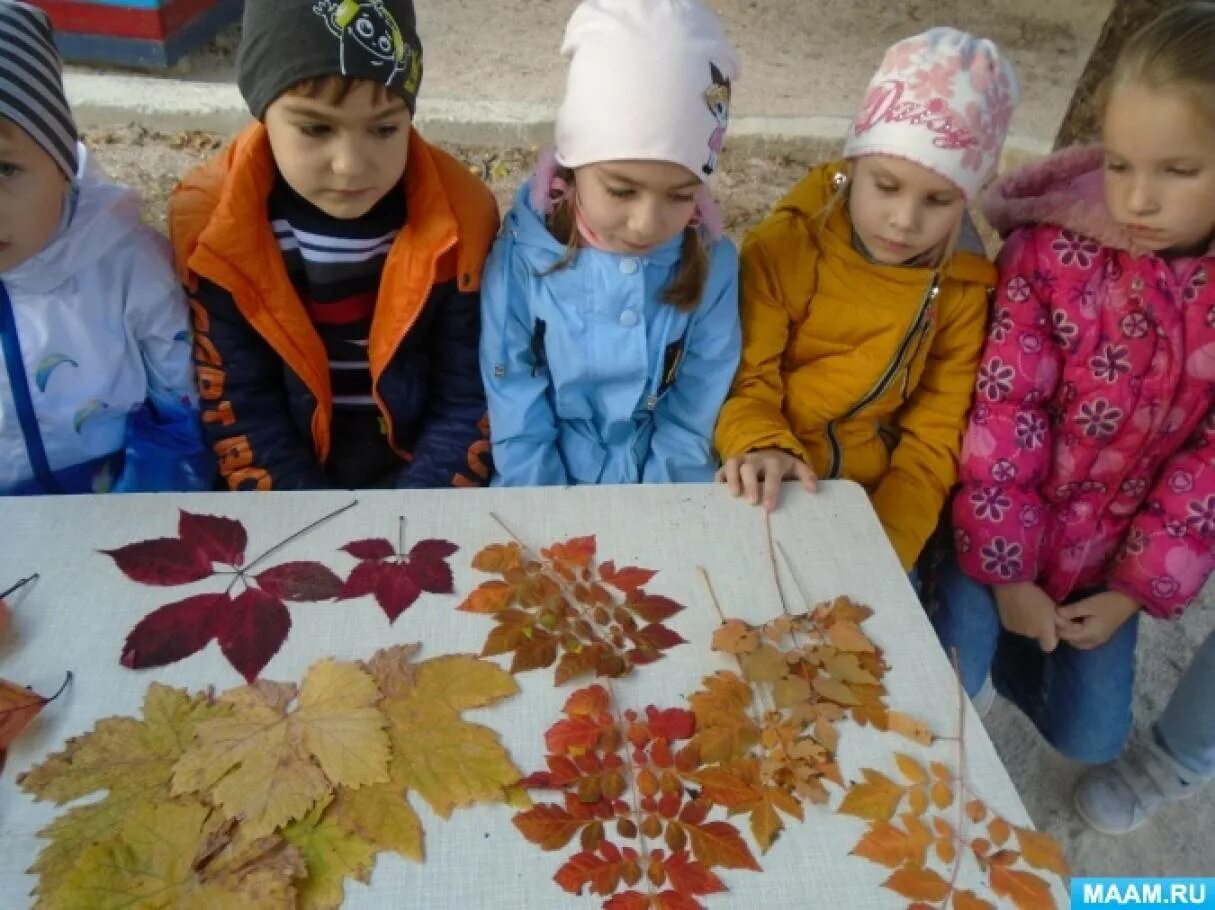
[[646, 394, 658, 411]]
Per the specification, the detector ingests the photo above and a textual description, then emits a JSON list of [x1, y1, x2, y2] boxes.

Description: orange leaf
[[0, 599, 10, 636], [811, 676, 860, 706], [681, 819, 761, 871], [471, 543, 523, 573], [966, 798, 988, 822], [988, 816, 1011, 847], [0, 673, 67, 755], [930, 781, 954, 810], [954, 890, 997, 910], [899, 813, 933, 866], [563, 685, 611, 718], [908, 785, 929, 816], [771, 676, 811, 709], [851, 821, 917, 868], [555, 844, 633, 896], [971, 837, 992, 858], [883, 865, 951, 902], [686, 766, 762, 809], [654, 891, 701, 910], [600, 563, 657, 593], [660, 849, 727, 896], [826, 620, 876, 653], [1013, 825, 1070, 876], [458, 580, 515, 614], [990, 865, 1056, 910], [991, 849, 1020, 866], [513, 803, 586, 850], [545, 535, 597, 569], [739, 644, 789, 683], [604, 892, 649, 910], [894, 753, 928, 785], [838, 769, 904, 822], [887, 711, 934, 746], [934, 836, 956, 864], [930, 761, 952, 782]]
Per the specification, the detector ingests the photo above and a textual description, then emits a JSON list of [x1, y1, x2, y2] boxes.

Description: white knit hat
[[555, 0, 740, 182], [843, 27, 1020, 200]]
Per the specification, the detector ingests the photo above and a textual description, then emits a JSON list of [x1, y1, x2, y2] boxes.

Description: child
[[936, 2, 1215, 765], [0, 1, 209, 495], [716, 29, 1021, 572], [171, 0, 497, 491], [481, 0, 742, 485], [1076, 628, 1214, 832]]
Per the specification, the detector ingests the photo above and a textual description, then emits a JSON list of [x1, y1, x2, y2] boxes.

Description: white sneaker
[[1074, 733, 1205, 835], [972, 674, 996, 719]]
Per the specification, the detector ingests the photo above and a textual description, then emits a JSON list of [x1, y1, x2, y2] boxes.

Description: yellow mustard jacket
[[715, 163, 996, 569]]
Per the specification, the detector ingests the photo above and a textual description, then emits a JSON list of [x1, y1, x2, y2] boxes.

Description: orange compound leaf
[[544, 535, 598, 570], [599, 562, 658, 593], [457, 580, 516, 614], [679, 819, 760, 872], [553, 841, 639, 896], [659, 849, 726, 897], [470, 542, 523, 573], [546, 715, 608, 757], [837, 769, 906, 823], [1013, 825, 1070, 877]]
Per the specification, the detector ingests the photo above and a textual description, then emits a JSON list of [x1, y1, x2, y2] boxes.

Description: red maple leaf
[[339, 534, 458, 622], [109, 505, 353, 682]]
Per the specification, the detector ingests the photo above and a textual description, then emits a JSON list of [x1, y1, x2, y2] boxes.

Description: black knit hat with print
[[238, 0, 423, 119]]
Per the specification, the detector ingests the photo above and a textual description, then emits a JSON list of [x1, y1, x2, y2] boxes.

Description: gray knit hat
[[238, 0, 424, 119], [0, 1, 77, 179]]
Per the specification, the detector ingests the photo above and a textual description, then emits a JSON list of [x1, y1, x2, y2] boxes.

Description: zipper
[[823, 276, 939, 478]]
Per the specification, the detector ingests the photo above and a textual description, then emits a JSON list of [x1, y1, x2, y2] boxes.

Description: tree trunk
[[1054, 0, 1187, 149]]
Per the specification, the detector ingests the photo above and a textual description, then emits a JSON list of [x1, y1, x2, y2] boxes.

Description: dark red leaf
[[120, 593, 227, 670], [178, 511, 247, 567], [519, 771, 554, 789], [216, 588, 291, 682], [254, 561, 342, 602], [645, 706, 695, 743], [341, 538, 396, 561], [101, 538, 214, 587], [637, 623, 687, 650], [340, 561, 384, 600], [628, 594, 684, 624], [374, 564, 423, 622], [406, 538, 457, 594]]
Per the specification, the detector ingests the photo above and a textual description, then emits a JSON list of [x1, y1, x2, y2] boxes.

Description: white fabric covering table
[[0, 482, 1064, 907]]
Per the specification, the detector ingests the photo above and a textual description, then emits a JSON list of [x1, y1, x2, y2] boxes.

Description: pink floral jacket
[[953, 146, 1215, 618]]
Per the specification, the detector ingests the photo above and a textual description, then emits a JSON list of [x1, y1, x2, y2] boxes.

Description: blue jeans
[[929, 554, 1139, 765], [1156, 628, 1215, 778]]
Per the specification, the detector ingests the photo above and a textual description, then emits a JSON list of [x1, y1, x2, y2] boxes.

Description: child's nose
[[331, 138, 366, 178], [1126, 177, 1159, 216]]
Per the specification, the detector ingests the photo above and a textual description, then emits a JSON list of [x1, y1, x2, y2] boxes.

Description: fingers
[[1038, 619, 1059, 653], [739, 461, 763, 506], [793, 459, 818, 493], [762, 461, 784, 512]]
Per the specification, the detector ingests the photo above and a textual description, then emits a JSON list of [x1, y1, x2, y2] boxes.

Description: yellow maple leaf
[[283, 799, 378, 910], [837, 769, 905, 822], [365, 647, 522, 818], [171, 659, 391, 838], [18, 684, 227, 904], [329, 782, 424, 863], [55, 798, 304, 909]]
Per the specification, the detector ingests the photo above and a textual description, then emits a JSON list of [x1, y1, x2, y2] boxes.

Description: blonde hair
[[1102, 2, 1215, 124], [817, 166, 963, 272], [545, 166, 710, 312]]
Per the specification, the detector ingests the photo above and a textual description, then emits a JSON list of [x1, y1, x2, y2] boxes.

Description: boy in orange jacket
[[171, 0, 497, 490]]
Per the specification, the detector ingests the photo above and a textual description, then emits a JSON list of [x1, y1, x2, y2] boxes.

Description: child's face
[[574, 161, 700, 256], [1103, 83, 1215, 255], [848, 156, 965, 266], [0, 119, 69, 273], [264, 81, 412, 220]]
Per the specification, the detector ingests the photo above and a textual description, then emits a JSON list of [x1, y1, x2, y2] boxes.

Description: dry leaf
[[1013, 825, 1070, 876], [988, 817, 1011, 847], [966, 798, 988, 822], [990, 865, 1056, 910], [930, 781, 954, 810], [368, 648, 522, 818], [739, 644, 788, 684], [838, 769, 904, 822], [894, 753, 928, 786], [954, 890, 997, 910], [883, 865, 952, 902], [826, 620, 876, 653], [19, 684, 225, 904], [59, 798, 304, 908], [887, 711, 934, 746], [711, 619, 758, 655], [171, 659, 391, 837], [282, 799, 378, 910], [329, 782, 424, 862]]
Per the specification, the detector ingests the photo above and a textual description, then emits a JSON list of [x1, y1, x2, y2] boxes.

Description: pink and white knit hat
[[843, 28, 1020, 200]]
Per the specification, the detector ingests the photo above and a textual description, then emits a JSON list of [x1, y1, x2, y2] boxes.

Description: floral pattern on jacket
[[954, 146, 1215, 617]]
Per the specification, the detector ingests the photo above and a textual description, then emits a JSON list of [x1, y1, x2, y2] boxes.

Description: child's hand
[[717, 449, 817, 511], [1055, 591, 1139, 650], [993, 582, 1060, 652]]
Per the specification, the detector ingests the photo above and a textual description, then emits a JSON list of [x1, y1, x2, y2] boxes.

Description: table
[[0, 481, 1065, 908]]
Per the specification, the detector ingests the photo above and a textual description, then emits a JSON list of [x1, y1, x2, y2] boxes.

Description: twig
[[697, 566, 728, 624], [603, 678, 659, 902], [240, 500, 359, 575], [697, 567, 771, 722], [398, 516, 406, 557], [763, 512, 791, 616], [0, 574, 38, 601], [777, 542, 812, 613], [945, 647, 967, 904]]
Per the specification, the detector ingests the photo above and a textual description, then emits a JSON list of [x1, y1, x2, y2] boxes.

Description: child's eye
[[1105, 160, 1128, 173], [1168, 166, 1199, 177], [372, 124, 400, 138], [299, 123, 332, 138], [669, 193, 695, 204], [927, 196, 957, 207], [876, 182, 898, 194], [606, 187, 635, 199], [0, 162, 19, 179]]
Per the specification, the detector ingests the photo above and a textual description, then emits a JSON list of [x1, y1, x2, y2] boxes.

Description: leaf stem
[[763, 512, 791, 616], [697, 567, 770, 725], [603, 679, 659, 900], [945, 647, 967, 904], [46, 670, 73, 703], [0, 574, 38, 601], [240, 499, 359, 575], [398, 516, 406, 558]]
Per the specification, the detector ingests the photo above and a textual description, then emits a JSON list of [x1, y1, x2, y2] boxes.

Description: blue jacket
[[481, 181, 741, 486], [0, 146, 211, 496]]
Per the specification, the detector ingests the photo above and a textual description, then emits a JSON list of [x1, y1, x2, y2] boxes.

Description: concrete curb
[[66, 71, 1053, 162]]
